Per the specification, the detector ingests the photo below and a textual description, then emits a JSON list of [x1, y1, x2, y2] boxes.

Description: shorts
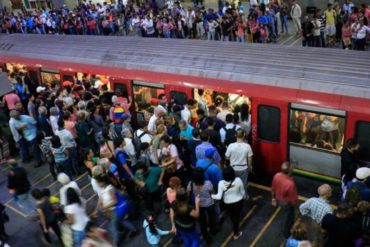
[[325, 25, 336, 36]]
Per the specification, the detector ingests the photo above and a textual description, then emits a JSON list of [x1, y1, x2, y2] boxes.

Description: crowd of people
[[0, 0, 369, 49], [0, 52, 368, 247]]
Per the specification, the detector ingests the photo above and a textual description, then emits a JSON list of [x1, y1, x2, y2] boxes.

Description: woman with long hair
[[187, 168, 217, 244], [170, 188, 201, 247], [212, 166, 245, 240], [64, 188, 89, 247]]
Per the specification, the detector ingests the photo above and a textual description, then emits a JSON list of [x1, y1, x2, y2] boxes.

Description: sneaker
[[233, 232, 242, 240]]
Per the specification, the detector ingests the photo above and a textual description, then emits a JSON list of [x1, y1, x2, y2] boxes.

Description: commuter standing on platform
[[291, 0, 302, 35], [271, 162, 298, 239]]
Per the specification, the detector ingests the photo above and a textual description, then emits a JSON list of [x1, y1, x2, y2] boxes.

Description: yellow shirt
[[324, 9, 336, 25]]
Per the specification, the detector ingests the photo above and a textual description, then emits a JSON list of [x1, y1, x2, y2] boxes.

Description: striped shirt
[[319, 15, 326, 32]]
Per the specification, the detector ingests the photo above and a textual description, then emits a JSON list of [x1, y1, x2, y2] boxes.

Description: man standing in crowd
[[324, 3, 337, 47], [225, 129, 253, 196], [299, 184, 333, 247], [291, 0, 302, 35], [271, 162, 298, 239], [340, 139, 360, 181], [7, 159, 35, 215]]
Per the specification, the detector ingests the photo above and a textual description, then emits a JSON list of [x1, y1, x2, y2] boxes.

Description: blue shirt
[[195, 142, 221, 163], [114, 149, 133, 179], [143, 219, 169, 245], [196, 159, 223, 190], [180, 125, 194, 141], [16, 115, 37, 141]]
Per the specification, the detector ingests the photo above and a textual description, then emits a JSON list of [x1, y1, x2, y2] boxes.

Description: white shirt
[[9, 118, 21, 142], [217, 110, 231, 123], [91, 178, 103, 195], [225, 142, 253, 171], [291, 3, 302, 18], [64, 203, 89, 231], [181, 106, 191, 123], [60, 181, 81, 206], [100, 184, 115, 209], [356, 25, 370, 39], [55, 128, 76, 148], [50, 115, 59, 134], [212, 177, 245, 204], [135, 129, 153, 144], [312, 19, 321, 36], [123, 137, 136, 157], [148, 114, 158, 133]]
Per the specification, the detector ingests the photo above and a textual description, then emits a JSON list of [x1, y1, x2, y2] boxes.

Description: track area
[[0, 160, 339, 247]]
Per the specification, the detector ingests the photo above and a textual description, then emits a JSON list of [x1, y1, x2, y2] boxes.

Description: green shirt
[[135, 167, 162, 193]]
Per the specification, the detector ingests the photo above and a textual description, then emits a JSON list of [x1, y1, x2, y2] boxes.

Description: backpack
[[133, 130, 147, 160], [344, 184, 361, 206], [113, 104, 125, 123], [223, 126, 237, 146]]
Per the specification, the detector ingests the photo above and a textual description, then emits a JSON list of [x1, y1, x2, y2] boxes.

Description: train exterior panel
[[1, 35, 369, 182]]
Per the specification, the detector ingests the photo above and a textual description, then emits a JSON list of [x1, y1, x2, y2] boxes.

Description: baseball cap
[[356, 167, 370, 180]]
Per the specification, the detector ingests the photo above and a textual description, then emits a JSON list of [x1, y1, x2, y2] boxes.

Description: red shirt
[[271, 172, 298, 204]]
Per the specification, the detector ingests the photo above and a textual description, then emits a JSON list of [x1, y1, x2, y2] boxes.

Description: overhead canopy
[[0, 72, 14, 97]]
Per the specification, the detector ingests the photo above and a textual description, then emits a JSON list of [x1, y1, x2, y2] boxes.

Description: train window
[[355, 121, 370, 162], [41, 70, 60, 85], [170, 91, 187, 106], [258, 105, 280, 142], [289, 109, 345, 153], [193, 89, 251, 111], [114, 83, 128, 98], [6, 63, 26, 74]]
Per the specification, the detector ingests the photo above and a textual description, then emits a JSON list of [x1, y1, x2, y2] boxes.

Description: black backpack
[[133, 130, 147, 160], [223, 126, 237, 146]]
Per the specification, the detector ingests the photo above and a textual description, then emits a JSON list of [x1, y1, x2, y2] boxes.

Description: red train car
[[1, 34, 369, 183]]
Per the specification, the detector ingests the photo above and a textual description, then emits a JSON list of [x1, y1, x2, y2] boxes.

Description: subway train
[[0, 34, 369, 183]]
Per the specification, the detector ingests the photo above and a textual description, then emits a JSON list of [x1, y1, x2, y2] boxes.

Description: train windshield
[[289, 109, 345, 153]]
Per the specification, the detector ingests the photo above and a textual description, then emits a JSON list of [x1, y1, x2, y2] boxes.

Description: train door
[[27, 67, 41, 86], [346, 112, 370, 166], [166, 84, 192, 107], [288, 103, 346, 180], [131, 80, 165, 126], [252, 99, 288, 175]]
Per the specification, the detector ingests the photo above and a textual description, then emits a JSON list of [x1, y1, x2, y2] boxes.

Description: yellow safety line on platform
[[32, 173, 52, 186], [280, 34, 296, 45], [220, 205, 258, 247], [250, 207, 282, 247], [5, 203, 28, 218]]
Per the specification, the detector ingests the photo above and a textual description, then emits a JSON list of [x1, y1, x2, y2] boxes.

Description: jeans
[[221, 35, 229, 41], [280, 14, 288, 33], [234, 169, 249, 198], [207, 31, 216, 40], [41, 220, 63, 244], [236, 35, 245, 42], [179, 229, 201, 247], [278, 202, 295, 239], [313, 35, 321, 47], [292, 17, 302, 33], [18, 138, 29, 162], [28, 138, 41, 164], [226, 199, 244, 235], [320, 31, 326, 47], [15, 192, 35, 215], [72, 230, 85, 247], [55, 159, 74, 180], [199, 205, 217, 242], [109, 211, 136, 245], [66, 147, 79, 175], [302, 36, 314, 47]]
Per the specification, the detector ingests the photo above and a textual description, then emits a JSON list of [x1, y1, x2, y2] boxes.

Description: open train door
[[252, 98, 289, 177], [110, 76, 132, 111]]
